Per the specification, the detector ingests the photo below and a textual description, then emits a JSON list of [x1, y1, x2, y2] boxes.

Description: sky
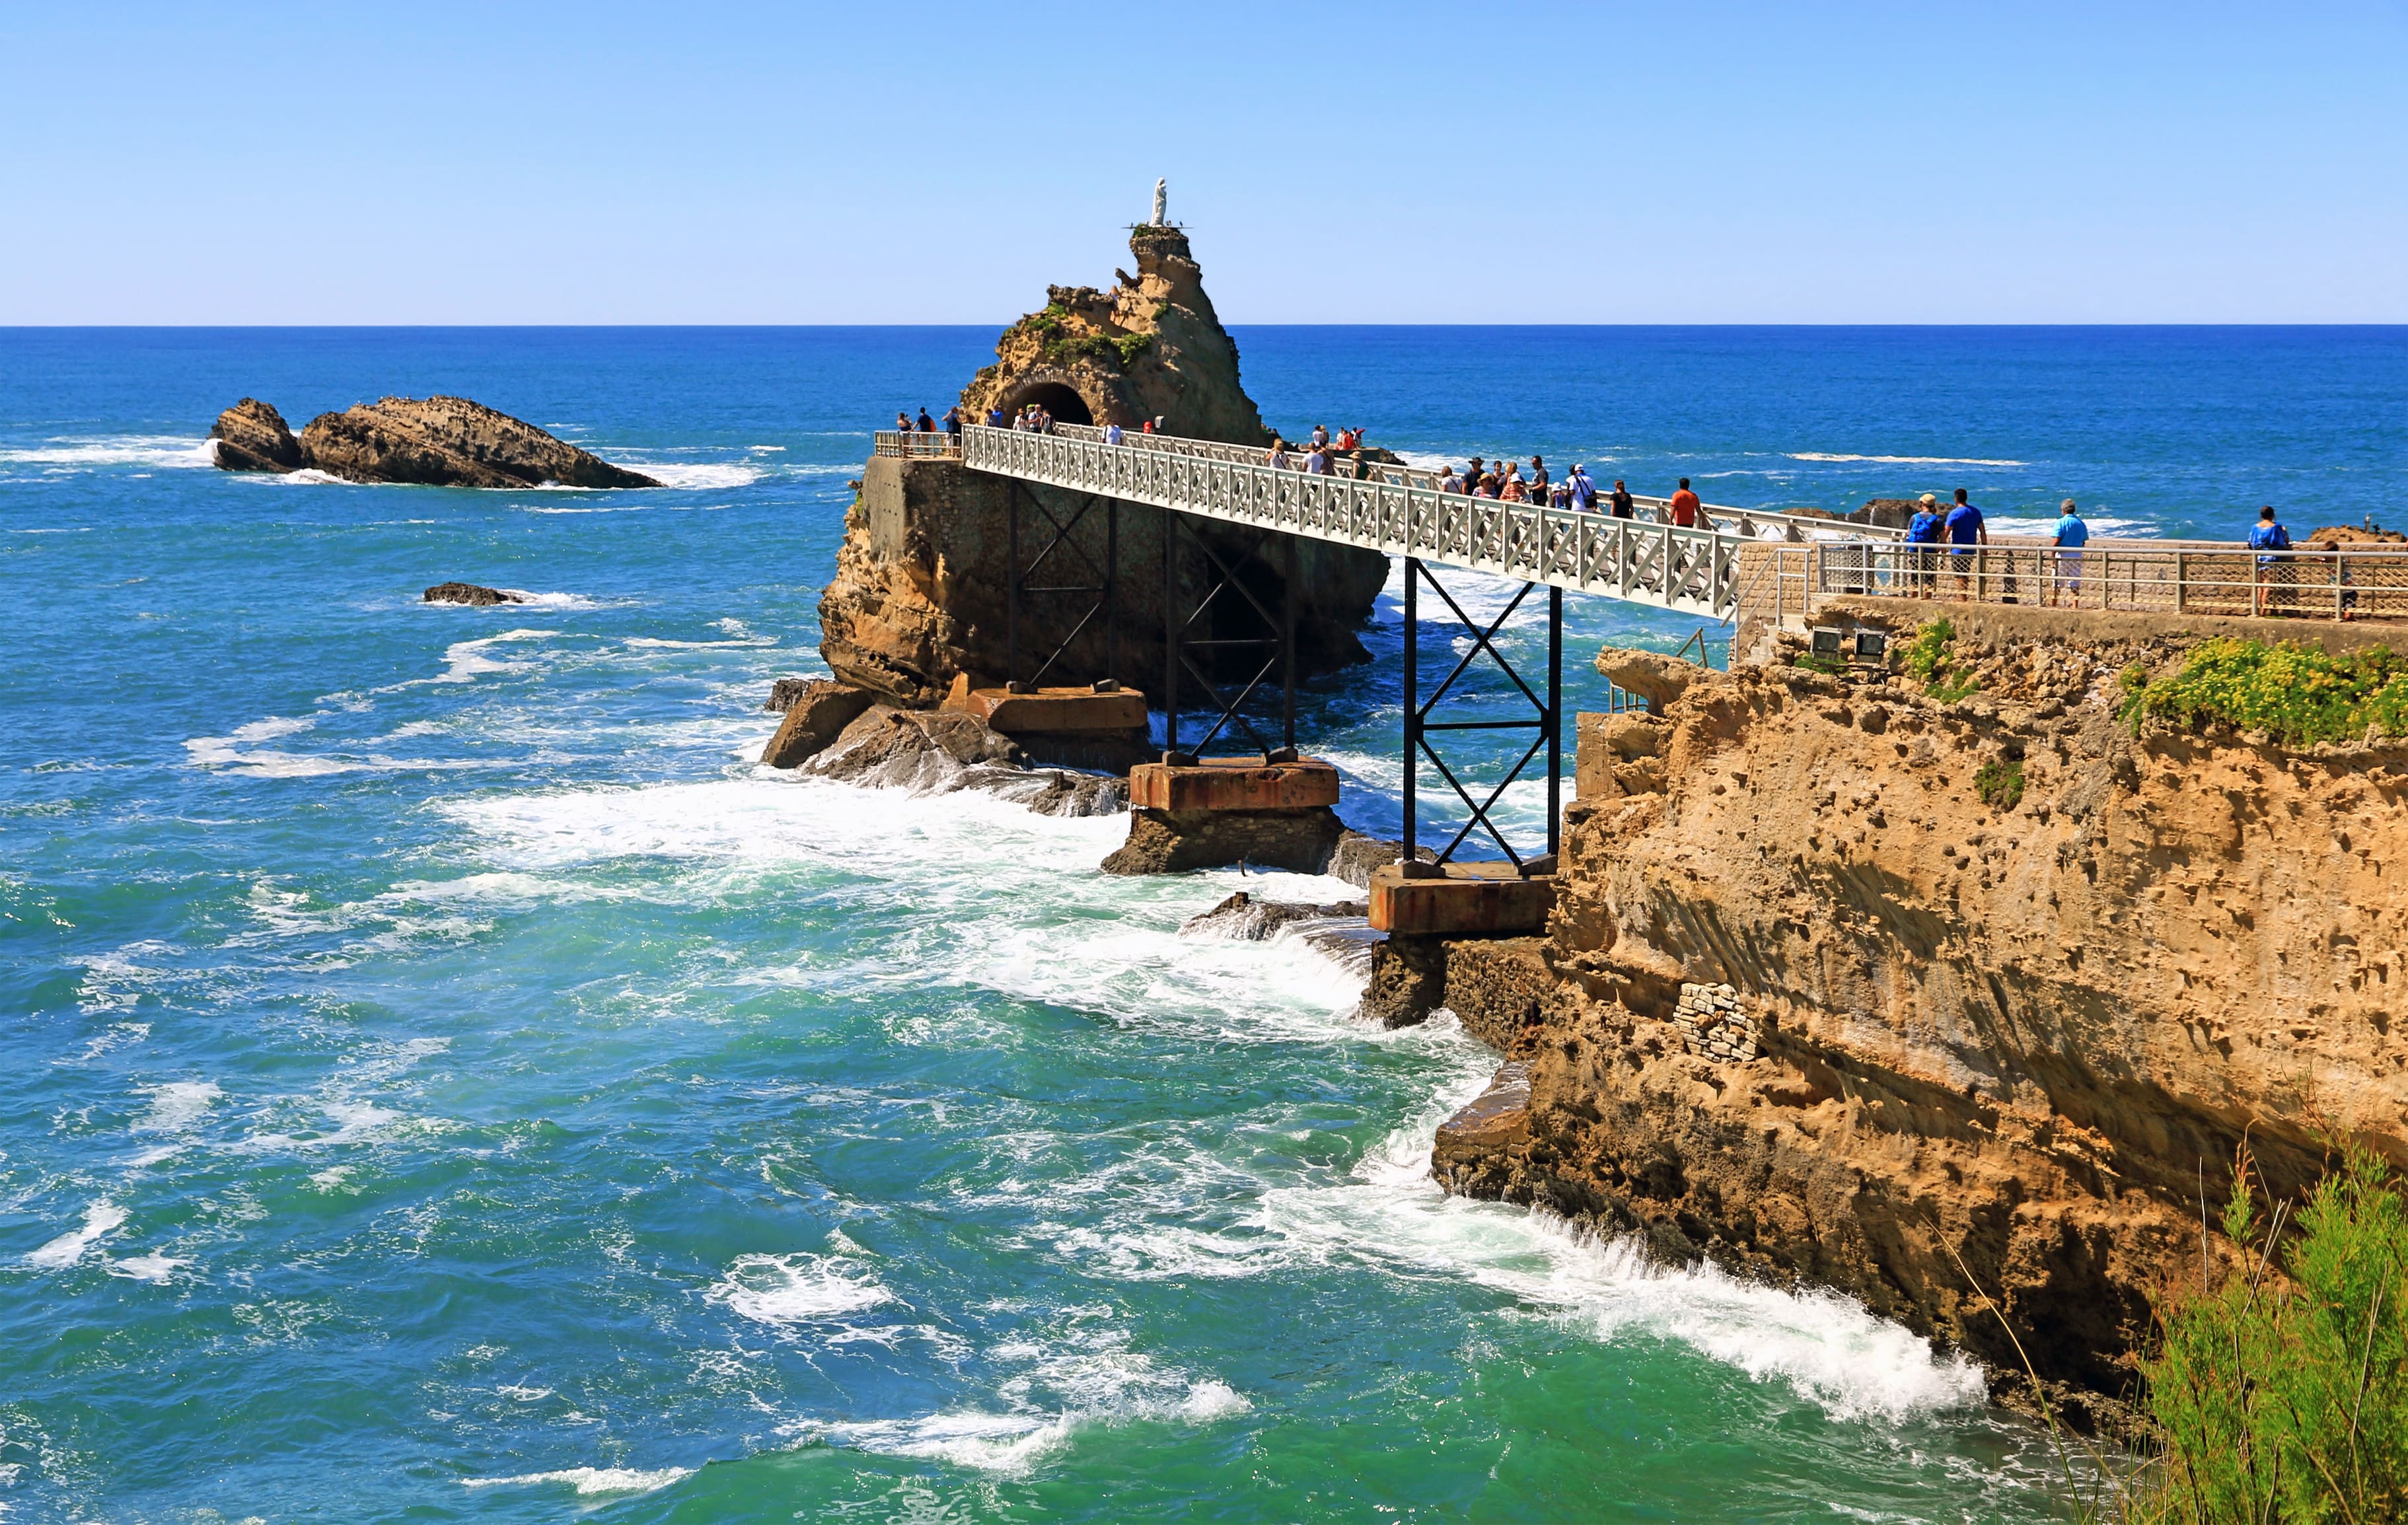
[[3, 1, 2403, 324]]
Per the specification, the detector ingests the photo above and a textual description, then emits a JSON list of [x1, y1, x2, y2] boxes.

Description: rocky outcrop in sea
[[210, 396, 659, 489], [815, 226, 1388, 707]]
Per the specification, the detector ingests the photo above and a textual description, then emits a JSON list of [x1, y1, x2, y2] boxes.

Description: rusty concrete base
[[1126, 756, 1342, 812], [1367, 862, 1557, 937], [943, 680, 1151, 733], [939, 680, 1153, 774], [1099, 805, 1348, 876]]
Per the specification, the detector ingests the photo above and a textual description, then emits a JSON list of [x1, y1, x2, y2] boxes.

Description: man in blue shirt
[[1905, 493, 1948, 598], [2048, 498, 2089, 607], [2249, 506, 2293, 616], [1944, 488, 1987, 598]]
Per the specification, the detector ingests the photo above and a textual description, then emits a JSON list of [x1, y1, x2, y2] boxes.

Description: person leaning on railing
[[2250, 506, 2294, 616], [2047, 499, 2088, 607]]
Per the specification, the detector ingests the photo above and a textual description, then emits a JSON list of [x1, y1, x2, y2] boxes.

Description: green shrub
[[2123, 639, 2408, 747], [1792, 652, 1846, 676], [1113, 332, 1153, 365], [1975, 758, 2024, 810], [2134, 1150, 2408, 1523], [1902, 618, 1979, 701]]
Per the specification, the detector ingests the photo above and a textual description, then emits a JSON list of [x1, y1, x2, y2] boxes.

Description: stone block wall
[[1673, 981, 1760, 1061]]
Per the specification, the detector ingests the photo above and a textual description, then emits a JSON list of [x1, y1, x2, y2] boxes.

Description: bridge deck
[[875, 428, 2408, 626]]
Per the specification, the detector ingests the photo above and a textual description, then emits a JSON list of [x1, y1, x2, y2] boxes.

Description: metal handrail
[[961, 424, 1762, 619], [872, 429, 963, 458], [1776, 540, 2408, 622], [1040, 422, 1899, 542]]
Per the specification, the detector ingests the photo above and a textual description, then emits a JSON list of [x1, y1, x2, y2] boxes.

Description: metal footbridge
[[871, 422, 2408, 870], [950, 423, 1888, 621]]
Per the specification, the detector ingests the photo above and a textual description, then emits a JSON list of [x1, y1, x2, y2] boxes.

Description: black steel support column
[[1400, 560, 1564, 870], [1163, 509, 1180, 755], [1159, 509, 1300, 759], [1282, 532, 1298, 750], [1548, 584, 1562, 857], [1402, 556, 1420, 854], [1005, 481, 1119, 692]]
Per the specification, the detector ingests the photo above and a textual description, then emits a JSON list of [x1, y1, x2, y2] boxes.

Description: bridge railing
[[962, 424, 1761, 618], [871, 429, 963, 458], [1040, 422, 1898, 544], [1784, 538, 2408, 620]]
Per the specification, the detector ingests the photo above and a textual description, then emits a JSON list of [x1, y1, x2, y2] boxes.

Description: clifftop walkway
[[878, 425, 2408, 628]]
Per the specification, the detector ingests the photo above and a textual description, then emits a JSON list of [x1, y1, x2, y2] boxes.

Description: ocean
[[3, 325, 2401, 1522]]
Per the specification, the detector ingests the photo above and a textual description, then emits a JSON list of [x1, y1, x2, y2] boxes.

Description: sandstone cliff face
[[210, 396, 658, 489], [819, 229, 1387, 706], [1443, 602, 2408, 1404]]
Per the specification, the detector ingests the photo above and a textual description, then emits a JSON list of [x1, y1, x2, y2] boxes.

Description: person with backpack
[[2250, 505, 2294, 616], [1567, 464, 1597, 512]]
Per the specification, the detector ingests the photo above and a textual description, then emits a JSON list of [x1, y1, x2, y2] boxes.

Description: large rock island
[[209, 396, 659, 489], [815, 225, 1389, 706]]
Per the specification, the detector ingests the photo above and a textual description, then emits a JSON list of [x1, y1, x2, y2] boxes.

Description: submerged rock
[[210, 394, 659, 488], [209, 398, 305, 473], [790, 703, 1125, 818], [423, 582, 523, 606], [1100, 806, 1348, 876], [1179, 890, 1380, 979]]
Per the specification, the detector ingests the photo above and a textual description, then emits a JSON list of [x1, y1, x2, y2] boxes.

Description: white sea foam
[[241, 1100, 402, 1153], [26, 1202, 128, 1268], [1790, 452, 2027, 467], [108, 1252, 189, 1283], [710, 1251, 895, 1326], [0, 436, 217, 470], [134, 1081, 222, 1133], [606, 460, 767, 490], [492, 590, 606, 610], [462, 1467, 691, 1496]]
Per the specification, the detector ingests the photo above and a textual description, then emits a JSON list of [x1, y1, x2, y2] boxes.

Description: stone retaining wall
[[1673, 982, 1759, 1061]]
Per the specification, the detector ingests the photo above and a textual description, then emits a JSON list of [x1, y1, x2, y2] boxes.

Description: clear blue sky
[[4, 1, 2402, 324]]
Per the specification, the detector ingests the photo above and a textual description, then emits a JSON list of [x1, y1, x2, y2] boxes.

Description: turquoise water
[[5, 327, 2402, 1522]]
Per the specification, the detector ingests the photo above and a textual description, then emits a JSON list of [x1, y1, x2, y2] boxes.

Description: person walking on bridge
[[917, 408, 935, 433], [1528, 456, 1549, 495], [987, 404, 1009, 429], [1305, 443, 1332, 475], [943, 405, 963, 437], [1104, 420, 1124, 445], [1669, 479, 1701, 528], [1566, 464, 1596, 511], [1440, 465, 1465, 494], [1609, 479, 1634, 518], [1267, 439, 1292, 471]]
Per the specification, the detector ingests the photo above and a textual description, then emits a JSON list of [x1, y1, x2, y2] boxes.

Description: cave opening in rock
[[1001, 382, 1093, 427]]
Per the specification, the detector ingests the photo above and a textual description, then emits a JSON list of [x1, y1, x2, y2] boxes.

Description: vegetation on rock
[[1903, 618, 1981, 701], [1974, 758, 2024, 810], [2122, 638, 2408, 747]]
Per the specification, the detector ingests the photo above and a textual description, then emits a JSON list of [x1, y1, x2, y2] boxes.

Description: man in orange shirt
[[1668, 478, 1701, 528]]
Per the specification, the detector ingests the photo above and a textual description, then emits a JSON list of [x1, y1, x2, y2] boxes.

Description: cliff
[[1436, 600, 2408, 1412], [210, 396, 659, 489], [817, 228, 1387, 706]]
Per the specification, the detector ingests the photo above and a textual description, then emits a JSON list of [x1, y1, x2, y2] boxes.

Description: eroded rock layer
[[1440, 603, 2408, 1409]]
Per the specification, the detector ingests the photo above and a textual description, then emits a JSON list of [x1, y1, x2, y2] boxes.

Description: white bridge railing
[[957, 425, 1789, 618]]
